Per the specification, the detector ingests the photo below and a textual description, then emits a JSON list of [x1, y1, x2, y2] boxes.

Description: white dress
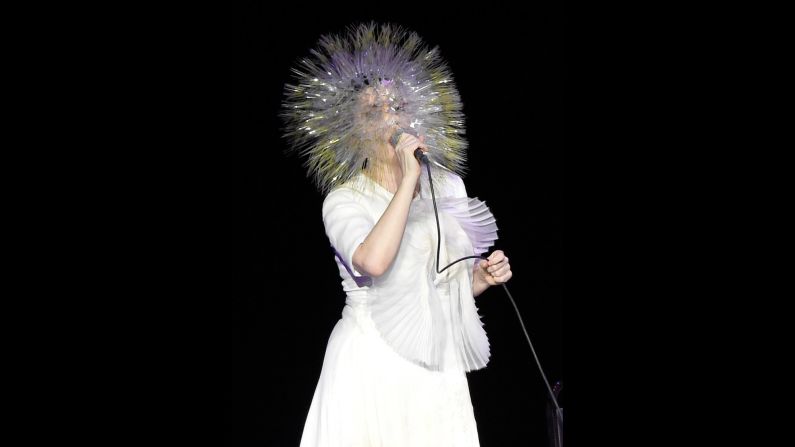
[[299, 168, 497, 447]]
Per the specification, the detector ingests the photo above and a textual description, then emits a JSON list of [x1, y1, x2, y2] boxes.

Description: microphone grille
[[389, 128, 418, 147], [389, 128, 404, 147]]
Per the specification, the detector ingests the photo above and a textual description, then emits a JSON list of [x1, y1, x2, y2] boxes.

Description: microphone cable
[[420, 157, 563, 418]]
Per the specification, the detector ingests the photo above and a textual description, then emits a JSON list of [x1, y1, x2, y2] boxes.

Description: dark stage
[[217, 4, 565, 446], [131, 3, 566, 445]]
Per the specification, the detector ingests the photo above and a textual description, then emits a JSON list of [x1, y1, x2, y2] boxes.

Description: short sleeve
[[322, 187, 375, 277]]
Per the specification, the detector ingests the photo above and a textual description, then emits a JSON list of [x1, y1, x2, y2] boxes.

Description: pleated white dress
[[299, 168, 497, 447]]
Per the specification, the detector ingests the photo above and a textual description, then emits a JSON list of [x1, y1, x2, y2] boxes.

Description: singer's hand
[[393, 133, 426, 182], [475, 250, 513, 287]]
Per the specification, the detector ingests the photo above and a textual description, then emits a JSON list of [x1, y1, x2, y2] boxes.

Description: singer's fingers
[[487, 261, 507, 273], [397, 139, 418, 156], [493, 270, 513, 284], [487, 251, 507, 265], [487, 256, 508, 270], [393, 134, 423, 179], [400, 132, 420, 143], [490, 263, 511, 277]]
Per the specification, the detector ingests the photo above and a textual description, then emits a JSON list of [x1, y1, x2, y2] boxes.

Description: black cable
[[423, 161, 562, 413]]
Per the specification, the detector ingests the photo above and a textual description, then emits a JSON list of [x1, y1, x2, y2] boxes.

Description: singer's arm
[[351, 175, 419, 277], [473, 272, 490, 297]]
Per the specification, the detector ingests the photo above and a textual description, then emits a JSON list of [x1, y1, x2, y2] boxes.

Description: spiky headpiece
[[280, 22, 469, 194]]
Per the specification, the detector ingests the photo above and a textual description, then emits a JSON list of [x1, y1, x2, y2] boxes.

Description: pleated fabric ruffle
[[368, 196, 497, 372]]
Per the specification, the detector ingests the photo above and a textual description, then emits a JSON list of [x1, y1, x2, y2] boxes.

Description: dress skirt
[[299, 290, 481, 447]]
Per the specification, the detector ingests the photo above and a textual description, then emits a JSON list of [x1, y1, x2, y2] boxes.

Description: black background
[[38, 1, 731, 443], [219, 4, 563, 447], [128, 2, 568, 446]]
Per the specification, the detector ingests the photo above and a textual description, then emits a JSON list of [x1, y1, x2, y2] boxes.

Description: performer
[[280, 22, 513, 447]]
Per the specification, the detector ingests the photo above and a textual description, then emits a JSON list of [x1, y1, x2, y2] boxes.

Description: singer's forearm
[[352, 177, 418, 277]]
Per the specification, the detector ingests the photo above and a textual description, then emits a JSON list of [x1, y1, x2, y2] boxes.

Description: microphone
[[390, 128, 428, 163]]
